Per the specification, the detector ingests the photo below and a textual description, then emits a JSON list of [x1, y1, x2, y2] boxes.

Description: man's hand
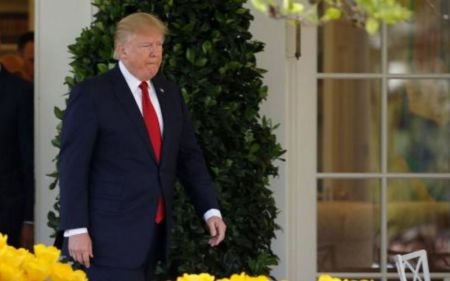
[[206, 216, 226, 247], [68, 233, 93, 268], [20, 223, 34, 250]]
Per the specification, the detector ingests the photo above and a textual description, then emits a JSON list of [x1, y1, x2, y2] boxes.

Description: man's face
[[22, 41, 34, 81], [118, 29, 163, 81]]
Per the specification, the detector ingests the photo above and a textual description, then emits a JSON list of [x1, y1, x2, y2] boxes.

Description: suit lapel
[[152, 77, 172, 165], [109, 67, 157, 163]]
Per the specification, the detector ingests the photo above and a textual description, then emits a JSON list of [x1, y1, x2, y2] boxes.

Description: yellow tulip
[[0, 233, 8, 249], [51, 262, 75, 281], [23, 257, 51, 281], [229, 272, 244, 281], [177, 273, 215, 281], [33, 244, 61, 264], [319, 275, 340, 281], [0, 262, 25, 281], [198, 273, 215, 281], [318, 275, 328, 281], [0, 246, 29, 268], [68, 269, 88, 281]]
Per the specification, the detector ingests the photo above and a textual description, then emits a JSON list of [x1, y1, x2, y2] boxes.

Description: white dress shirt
[[64, 62, 221, 237]]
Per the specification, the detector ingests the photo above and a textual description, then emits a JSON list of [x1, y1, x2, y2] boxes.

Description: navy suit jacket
[[0, 65, 34, 246], [59, 66, 219, 268]]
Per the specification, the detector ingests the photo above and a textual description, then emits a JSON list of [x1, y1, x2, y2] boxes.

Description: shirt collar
[[118, 61, 147, 92]]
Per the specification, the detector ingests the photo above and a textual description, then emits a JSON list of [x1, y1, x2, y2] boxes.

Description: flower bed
[[0, 233, 87, 281]]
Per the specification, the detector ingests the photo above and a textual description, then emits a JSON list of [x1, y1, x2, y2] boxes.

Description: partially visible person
[[17, 31, 34, 82], [0, 53, 25, 77], [0, 42, 35, 249]]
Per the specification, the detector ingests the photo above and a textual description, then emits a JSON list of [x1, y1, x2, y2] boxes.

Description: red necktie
[[139, 81, 164, 224]]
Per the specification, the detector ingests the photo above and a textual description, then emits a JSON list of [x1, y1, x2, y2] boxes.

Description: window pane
[[317, 179, 380, 272], [387, 179, 450, 272], [388, 79, 450, 173], [318, 21, 381, 73], [318, 79, 381, 173], [388, 0, 450, 74]]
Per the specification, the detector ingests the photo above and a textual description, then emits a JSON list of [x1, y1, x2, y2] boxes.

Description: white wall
[[35, 0, 92, 244], [247, 6, 288, 279]]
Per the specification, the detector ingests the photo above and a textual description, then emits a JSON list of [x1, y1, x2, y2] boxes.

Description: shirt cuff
[[203, 209, 222, 221], [64, 228, 88, 237]]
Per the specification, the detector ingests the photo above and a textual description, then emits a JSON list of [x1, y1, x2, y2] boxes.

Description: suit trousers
[[86, 221, 165, 281], [0, 191, 24, 247]]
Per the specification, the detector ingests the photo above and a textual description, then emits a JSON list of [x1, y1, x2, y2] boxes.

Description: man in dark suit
[[0, 62, 34, 249], [59, 12, 226, 281]]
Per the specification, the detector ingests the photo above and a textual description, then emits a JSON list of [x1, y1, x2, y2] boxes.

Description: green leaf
[[235, 8, 247, 15], [365, 17, 380, 34], [186, 48, 196, 64], [53, 106, 64, 120], [46, 171, 59, 178], [201, 41, 212, 54], [321, 7, 342, 21], [282, 0, 304, 14], [251, 0, 268, 13], [195, 57, 208, 67], [97, 63, 109, 73]]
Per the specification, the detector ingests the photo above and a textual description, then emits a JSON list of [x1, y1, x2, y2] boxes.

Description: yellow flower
[[177, 273, 215, 281], [0, 233, 8, 249], [319, 275, 341, 281], [52, 264, 88, 281], [68, 269, 88, 281], [0, 235, 86, 281], [0, 262, 25, 281], [33, 243, 61, 264], [226, 272, 270, 281], [253, 276, 270, 281], [22, 257, 51, 281], [51, 262, 76, 281], [0, 246, 30, 268]]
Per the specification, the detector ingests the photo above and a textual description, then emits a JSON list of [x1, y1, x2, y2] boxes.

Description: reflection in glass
[[387, 179, 450, 272], [318, 79, 381, 173], [317, 179, 380, 272], [318, 20, 381, 73], [388, 0, 450, 73], [388, 79, 450, 173]]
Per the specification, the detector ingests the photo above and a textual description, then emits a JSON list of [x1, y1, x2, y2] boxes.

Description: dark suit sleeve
[[175, 92, 219, 218], [17, 83, 34, 222], [59, 84, 98, 230]]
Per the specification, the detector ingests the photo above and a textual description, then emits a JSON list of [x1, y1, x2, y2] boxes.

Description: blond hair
[[114, 12, 167, 59]]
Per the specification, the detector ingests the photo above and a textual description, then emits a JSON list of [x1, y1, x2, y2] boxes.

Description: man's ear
[[115, 43, 127, 59]]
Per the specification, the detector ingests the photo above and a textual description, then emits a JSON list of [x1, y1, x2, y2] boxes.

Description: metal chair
[[395, 249, 430, 281]]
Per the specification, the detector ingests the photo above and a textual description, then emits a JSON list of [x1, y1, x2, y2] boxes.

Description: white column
[[248, 5, 288, 279], [286, 25, 318, 281], [34, 0, 92, 244], [248, 6, 319, 281]]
